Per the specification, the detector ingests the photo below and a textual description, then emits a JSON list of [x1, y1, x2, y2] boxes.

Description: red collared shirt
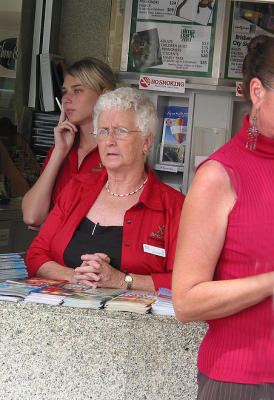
[[41, 143, 103, 204], [26, 167, 184, 290]]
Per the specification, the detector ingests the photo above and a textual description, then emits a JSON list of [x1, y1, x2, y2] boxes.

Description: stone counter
[[0, 301, 207, 400]]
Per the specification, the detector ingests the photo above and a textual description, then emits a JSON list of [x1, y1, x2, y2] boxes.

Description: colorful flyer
[[160, 106, 188, 166]]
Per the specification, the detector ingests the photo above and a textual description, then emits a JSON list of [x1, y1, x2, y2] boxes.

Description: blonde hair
[[66, 57, 116, 94]]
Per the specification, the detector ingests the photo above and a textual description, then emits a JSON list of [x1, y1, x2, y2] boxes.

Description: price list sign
[[126, 0, 218, 77], [225, 1, 274, 80]]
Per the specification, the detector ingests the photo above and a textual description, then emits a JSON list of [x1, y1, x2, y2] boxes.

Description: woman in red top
[[22, 57, 116, 227], [173, 35, 274, 399]]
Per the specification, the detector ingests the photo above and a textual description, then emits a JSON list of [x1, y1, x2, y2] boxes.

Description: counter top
[[0, 301, 207, 400]]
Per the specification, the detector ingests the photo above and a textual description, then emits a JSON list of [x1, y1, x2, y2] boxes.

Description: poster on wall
[[0, 33, 18, 78], [127, 0, 218, 77], [225, 1, 274, 80]]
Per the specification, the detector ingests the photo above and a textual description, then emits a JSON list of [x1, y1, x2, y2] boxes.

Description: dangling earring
[[246, 110, 259, 151]]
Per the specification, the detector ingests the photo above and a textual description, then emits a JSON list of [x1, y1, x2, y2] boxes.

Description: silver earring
[[246, 111, 259, 151]]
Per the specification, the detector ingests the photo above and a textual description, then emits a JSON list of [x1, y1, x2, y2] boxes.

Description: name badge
[[143, 244, 166, 258]]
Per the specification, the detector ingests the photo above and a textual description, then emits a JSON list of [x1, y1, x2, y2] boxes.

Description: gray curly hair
[[93, 87, 158, 138]]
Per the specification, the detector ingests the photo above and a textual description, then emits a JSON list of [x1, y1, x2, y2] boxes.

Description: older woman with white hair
[[26, 87, 185, 291]]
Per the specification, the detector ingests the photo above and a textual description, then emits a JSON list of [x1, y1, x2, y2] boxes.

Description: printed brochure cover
[[160, 106, 188, 166], [104, 292, 156, 314]]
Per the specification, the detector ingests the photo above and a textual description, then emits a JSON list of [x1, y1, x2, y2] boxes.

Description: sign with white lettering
[[126, 0, 218, 77], [154, 163, 178, 173], [225, 2, 274, 80]]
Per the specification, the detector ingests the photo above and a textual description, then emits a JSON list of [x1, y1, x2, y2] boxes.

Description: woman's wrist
[[51, 146, 70, 161], [260, 271, 274, 297], [118, 271, 127, 289]]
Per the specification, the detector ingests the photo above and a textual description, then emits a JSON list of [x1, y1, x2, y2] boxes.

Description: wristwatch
[[124, 273, 133, 290]]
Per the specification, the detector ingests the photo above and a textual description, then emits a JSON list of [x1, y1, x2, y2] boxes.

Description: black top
[[63, 217, 123, 270]]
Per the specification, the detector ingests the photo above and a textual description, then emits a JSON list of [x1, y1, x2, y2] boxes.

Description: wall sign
[[139, 74, 185, 92], [225, 1, 274, 80], [0, 34, 18, 78], [236, 81, 243, 96], [126, 0, 218, 77]]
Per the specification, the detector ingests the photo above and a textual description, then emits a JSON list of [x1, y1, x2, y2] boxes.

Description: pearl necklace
[[106, 177, 148, 197]]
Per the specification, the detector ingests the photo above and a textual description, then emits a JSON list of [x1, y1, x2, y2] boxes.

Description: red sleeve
[[151, 193, 185, 291], [151, 272, 172, 291], [25, 181, 70, 277]]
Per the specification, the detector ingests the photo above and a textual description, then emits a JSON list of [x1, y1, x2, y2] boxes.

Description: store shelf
[[118, 72, 237, 94]]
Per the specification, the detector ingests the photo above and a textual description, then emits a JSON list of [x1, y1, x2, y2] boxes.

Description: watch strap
[[124, 273, 133, 290]]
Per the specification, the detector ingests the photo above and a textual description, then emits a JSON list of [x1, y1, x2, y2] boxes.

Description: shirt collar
[[75, 165, 165, 211], [138, 165, 165, 211]]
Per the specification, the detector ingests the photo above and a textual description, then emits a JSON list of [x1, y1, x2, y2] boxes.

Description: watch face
[[125, 275, 133, 283]]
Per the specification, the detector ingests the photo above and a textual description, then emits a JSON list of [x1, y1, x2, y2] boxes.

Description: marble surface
[[0, 301, 207, 400]]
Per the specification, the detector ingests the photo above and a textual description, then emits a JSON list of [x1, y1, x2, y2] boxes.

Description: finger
[[75, 271, 100, 283], [75, 267, 101, 279], [94, 253, 111, 263], [81, 254, 105, 263], [56, 120, 78, 133], [76, 272, 101, 282], [77, 261, 101, 272], [79, 279, 98, 288]]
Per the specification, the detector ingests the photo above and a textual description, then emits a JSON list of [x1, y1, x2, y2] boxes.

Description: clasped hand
[[73, 253, 124, 288]]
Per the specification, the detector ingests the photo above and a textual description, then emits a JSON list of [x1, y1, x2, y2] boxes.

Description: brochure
[[104, 292, 156, 314], [160, 106, 188, 166]]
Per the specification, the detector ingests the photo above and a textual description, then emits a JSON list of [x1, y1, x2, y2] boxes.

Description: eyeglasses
[[95, 127, 141, 140]]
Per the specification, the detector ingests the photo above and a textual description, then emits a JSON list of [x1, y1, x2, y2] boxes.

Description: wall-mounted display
[[0, 33, 18, 78], [122, 0, 218, 77], [225, 1, 274, 80]]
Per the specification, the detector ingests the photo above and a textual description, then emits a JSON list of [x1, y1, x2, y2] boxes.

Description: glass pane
[[0, 0, 22, 122]]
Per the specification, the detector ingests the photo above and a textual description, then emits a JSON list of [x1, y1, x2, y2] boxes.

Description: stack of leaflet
[[23, 278, 69, 305], [23, 277, 68, 286], [24, 281, 101, 305], [151, 288, 175, 316], [104, 292, 156, 314], [25, 292, 65, 305], [62, 287, 125, 309], [0, 253, 28, 281], [24, 285, 83, 305], [0, 280, 48, 302]]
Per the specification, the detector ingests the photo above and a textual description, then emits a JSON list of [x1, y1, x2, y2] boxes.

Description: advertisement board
[[225, 1, 274, 80], [123, 0, 218, 77], [0, 33, 18, 78]]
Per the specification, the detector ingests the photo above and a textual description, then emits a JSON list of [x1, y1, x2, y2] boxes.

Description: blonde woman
[[22, 57, 116, 227]]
